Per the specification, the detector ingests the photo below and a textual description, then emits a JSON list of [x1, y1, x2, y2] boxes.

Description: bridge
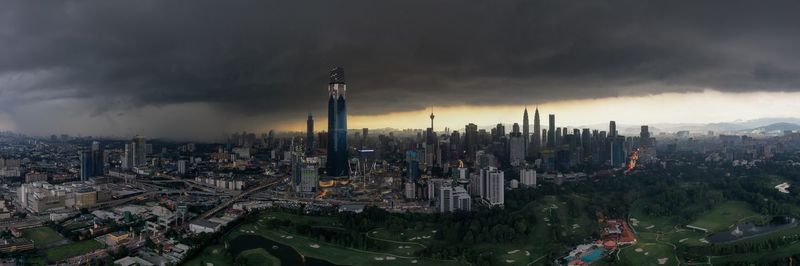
[[197, 178, 282, 220]]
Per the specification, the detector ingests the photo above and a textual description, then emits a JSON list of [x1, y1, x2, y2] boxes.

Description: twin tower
[[326, 67, 348, 177]]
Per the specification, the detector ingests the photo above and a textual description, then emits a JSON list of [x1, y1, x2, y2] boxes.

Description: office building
[[404, 182, 416, 200], [609, 121, 617, 137], [306, 114, 314, 155], [326, 67, 349, 177], [134, 135, 147, 166], [532, 107, 541, 153], [177, 160, 187, 175], [80, 141, 104, 181], [640, 125, 652, 148], [509, 124, 525, 166], [610, 136, 626, 168], [465, 123, 478, 162], [122, 143, 134, 170], [523, 108, 529, 156], [439, 186, 471, 212], [548, 114, 556, 148], [299, 158, 319, 193], [520, 168, 537, 187], [478, 167, 504, 206]]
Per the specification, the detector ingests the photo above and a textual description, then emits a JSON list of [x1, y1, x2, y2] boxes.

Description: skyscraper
[[509, 123, 524, 166], [522, 108, 529, 156], [548, 114, 556, 148], [479, 167, 504, 206], [306, 114, 314, 155], [640, 125, 652, 148], [132, 135, 147, 166], [609, 121, 617, 137], [465, 123, 478, 162], [555, 127, 562, 147], [123, 143, 135, 170], [79, 150, 91, 180], [362, 128, 368, 149], [326, 67, 349, 177], [80, 141, 104, 181], [532, 107, 541, 153]]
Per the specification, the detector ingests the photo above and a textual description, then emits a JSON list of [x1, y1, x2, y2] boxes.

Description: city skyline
[[5, 89, 800, 141], [3, 2, 800, 265]]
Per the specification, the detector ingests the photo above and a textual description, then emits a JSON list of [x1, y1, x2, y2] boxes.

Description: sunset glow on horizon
[[278, 89, 800, 132]]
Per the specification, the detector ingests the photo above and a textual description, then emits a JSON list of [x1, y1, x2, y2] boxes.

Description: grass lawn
[[21, 227, 65, 247], [618, 242, 679, 266], [473, 243, 546, 265], [660, 229, 707, 247], [235, 222, 443, 266], [369, 226, 437, 244], [711, 242, 800, 264], [688, 201, 761, 233], [186, 211, 467, 266], [238, 248, 281, 266], [183, 244, 234, 266], [629, 201, 683, 233], [43, 240, 104, 262]]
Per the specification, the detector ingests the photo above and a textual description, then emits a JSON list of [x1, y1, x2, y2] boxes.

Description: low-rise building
[[0, 239, 34, 253], [189, 219, 221, 234]]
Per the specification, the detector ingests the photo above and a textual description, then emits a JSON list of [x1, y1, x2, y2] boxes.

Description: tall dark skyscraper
[[548, 114, 556, 148], [522, 108, 529, 156], [465, 123, 478, 162], [640, 125, 652, 148], [532, 107, 540, 153], [609, 121, 617, 137], [326, 67, 348, 177], [80, 141, 104, 181], [133, 135, 146, 166], [306, 114, 314, 155]]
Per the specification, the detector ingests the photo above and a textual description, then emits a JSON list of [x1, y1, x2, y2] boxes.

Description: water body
[[708, 216, 798, 243], [228, 234, 337, 266]]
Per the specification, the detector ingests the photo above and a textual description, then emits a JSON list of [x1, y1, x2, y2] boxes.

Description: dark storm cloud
[[2, 0, 800, 136]]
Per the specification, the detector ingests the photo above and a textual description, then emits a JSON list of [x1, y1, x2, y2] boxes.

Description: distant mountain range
[[595, 117, 800, 135], [747, 122, 800, 132]]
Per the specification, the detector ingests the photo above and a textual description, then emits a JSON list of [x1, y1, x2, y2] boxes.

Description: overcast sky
[[2, 1, 800, 141]]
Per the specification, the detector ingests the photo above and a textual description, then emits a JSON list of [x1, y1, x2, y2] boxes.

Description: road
[[197, 178, 282, 220]]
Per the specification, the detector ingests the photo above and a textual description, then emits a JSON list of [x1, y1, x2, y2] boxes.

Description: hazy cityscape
[[3, 1, 800, 266]]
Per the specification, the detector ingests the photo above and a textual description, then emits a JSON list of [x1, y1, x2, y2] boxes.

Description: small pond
[[708, 216, 797, 243]]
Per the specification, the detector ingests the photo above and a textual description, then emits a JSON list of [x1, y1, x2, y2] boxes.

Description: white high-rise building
[[438, 185, 453, 212], [479, 167, 504, 206], [438, 185, 471, 212], [177, 160, 187, 175], [404, 182, 416, 200], [427, 178, 448, 201], [520, 168, 537, 187], [122, 143, 136, 170], [299, 163, 319, 192], [453, 186, 471, 212]]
